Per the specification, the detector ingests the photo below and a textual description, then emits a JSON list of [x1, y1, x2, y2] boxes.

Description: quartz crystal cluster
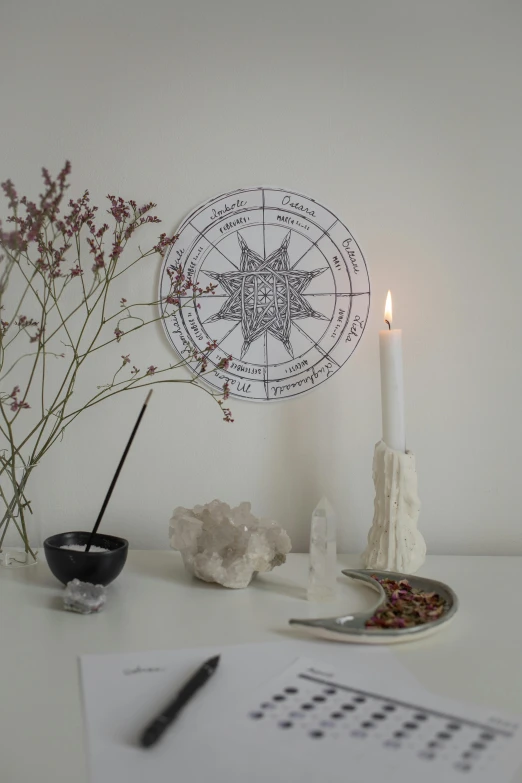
[[169, 500, 292, 588]]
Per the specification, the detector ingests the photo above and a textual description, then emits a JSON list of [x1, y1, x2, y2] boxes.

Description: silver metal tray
[[289, 569, 458, 644]]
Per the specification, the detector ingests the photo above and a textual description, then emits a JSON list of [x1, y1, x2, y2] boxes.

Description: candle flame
[[384, 291, 392, 328]]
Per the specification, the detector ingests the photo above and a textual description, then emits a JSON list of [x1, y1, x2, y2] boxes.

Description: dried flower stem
[[0, 163, 233, 555]]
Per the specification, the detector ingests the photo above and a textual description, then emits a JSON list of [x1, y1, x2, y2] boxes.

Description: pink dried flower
[[220, 405, 234, 423], [92, 253, 105, 271], [145, 365, 157, 376], [114, 328, 124, 342], [2, 179, 18, 209], [8, 386, 30, 412], [217, 356, 232, 372], [10, 400, 30, 412], [15, 316, 38, 328], [110, 241, 123, 261], [107, 195, 131, 223], [121, 354, 130, 365]]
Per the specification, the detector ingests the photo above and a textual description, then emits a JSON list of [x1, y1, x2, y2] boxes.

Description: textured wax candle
[[362, 440, 426, 573], [379, 291, 406, 453]]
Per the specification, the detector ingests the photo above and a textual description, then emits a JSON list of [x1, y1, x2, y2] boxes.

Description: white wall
[[2, 0, 521, 554]]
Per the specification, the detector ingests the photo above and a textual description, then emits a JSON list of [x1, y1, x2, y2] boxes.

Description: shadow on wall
[[264, 370, 367, 554], [266, 391, 325, 553]]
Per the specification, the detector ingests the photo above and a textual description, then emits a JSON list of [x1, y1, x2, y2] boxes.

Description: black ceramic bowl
[[43, 531, 128, 586]]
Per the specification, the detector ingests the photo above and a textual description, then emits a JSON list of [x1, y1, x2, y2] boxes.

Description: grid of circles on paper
[[247, 671, 512, 776], [159, 188, 370, 401]]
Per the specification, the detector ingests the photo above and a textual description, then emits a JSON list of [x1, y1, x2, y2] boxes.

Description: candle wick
[[385, 320, 391, 330]]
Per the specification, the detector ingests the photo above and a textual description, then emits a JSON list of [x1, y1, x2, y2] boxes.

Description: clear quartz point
[[307, 496, 337, 601]]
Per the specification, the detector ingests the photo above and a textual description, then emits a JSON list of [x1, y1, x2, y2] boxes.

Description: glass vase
[[0, 464, 40, 568]]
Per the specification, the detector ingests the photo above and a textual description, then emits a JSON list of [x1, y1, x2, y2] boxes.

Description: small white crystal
[[307, 497, 337, 601], [63, 579, 106, 614], [169, 500, 292, 589]]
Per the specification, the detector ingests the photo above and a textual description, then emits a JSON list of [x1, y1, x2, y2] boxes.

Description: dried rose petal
[[365, 576, 447, 630]]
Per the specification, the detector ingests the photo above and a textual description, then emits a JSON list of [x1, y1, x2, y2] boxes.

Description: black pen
[[140, 655, 221, 748]]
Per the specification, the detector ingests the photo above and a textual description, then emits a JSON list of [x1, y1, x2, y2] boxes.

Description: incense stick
[[85, 389, 153, 552]]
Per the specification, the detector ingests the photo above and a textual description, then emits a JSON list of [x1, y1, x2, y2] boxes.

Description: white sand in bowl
[[60, 544, 109, 553]]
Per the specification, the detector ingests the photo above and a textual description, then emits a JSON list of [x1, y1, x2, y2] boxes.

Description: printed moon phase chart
[[159, 188, 370, 401]]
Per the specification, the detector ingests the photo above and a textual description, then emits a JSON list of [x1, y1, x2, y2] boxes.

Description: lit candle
[[379, 291, 406, 453]]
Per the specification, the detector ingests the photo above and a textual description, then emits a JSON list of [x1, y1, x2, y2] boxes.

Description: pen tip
[[140, 725, 160, 748], [207, 655, 220, 669]]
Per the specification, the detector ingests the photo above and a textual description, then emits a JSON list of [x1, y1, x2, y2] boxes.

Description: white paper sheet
[[80, 641, 522, 783], [80, 640, 416, 783]]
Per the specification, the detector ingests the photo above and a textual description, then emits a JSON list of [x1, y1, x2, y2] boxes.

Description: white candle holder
[[362, 440, 426, 574]]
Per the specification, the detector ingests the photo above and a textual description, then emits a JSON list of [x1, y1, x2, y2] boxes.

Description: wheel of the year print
[[159, 188, 370, 401]]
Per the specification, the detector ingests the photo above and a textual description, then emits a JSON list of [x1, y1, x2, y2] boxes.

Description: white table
[[1, 553, 521, 782]]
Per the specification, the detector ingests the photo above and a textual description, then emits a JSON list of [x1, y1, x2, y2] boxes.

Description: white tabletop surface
[[1, 552, 521, 782]]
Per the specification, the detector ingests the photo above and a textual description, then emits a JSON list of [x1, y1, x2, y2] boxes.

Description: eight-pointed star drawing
[[204, 232, 329, 359]]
